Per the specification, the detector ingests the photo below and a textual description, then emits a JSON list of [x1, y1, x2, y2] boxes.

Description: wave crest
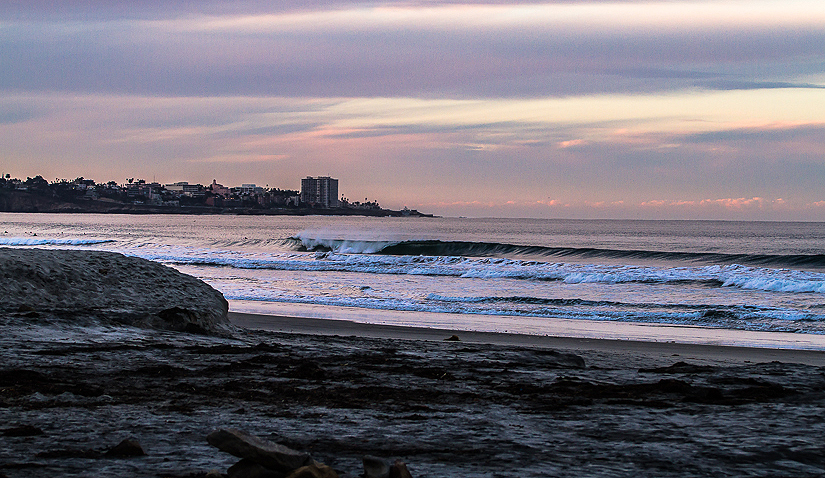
[[292, 236, 825, 269]]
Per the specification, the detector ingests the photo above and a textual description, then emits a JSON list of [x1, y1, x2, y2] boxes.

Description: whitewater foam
[[116, 244, 825, 296], [0, 237, 115, 246]]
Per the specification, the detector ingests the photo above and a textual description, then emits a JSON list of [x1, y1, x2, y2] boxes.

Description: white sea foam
[[221, 286, 823, 333], [720, 270, 825, 293], [0, 237, 115, 246], [112, 244, 825, 296], [296, 233, 400, 254]]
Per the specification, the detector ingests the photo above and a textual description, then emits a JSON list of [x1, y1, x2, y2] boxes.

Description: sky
[[0, 1, 823, 220]]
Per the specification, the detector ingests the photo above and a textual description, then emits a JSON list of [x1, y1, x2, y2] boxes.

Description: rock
[[207, 429, 312, 473], [0, 248, 231, 334], [389, 460, 413, 478], [639, 361, 716, 374], [531, 349, 586, 368], [363, 456, 390, 478], [444, 334, 460, 341], [158, 306, 211, 334], [105, 438, 146, 457], [1, 424, 44, 437], [36, 448, 102, 459], [286, 361, 326, 380], [205, 470, 225, 478], [228, 458, 286, 478], [511, 349, 586, 369], [285, 463, 339, 478]]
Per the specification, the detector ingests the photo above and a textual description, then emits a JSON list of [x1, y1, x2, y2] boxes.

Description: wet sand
[[229, 311, 825, 367]]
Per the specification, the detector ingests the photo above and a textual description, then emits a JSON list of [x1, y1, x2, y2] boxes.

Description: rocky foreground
[[2, 249, 825, 477], [3, 314, 825, 477]]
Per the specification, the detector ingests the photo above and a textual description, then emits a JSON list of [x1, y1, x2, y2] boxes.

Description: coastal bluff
[[0, 247, 230, 334]]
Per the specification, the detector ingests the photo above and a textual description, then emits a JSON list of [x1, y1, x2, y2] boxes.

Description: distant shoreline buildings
[[301, 176, 338, 209], [0, 173, 432, 217]]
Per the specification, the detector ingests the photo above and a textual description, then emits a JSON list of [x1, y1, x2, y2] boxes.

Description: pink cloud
[[556, 139, 586, 149], [640, 197, 772, 210]]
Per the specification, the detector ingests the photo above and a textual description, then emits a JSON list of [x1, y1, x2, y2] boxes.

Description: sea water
[[2, 213, 825, 348]]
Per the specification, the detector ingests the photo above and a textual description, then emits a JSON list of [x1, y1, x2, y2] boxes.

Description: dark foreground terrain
[[2, 313, 825, 477]]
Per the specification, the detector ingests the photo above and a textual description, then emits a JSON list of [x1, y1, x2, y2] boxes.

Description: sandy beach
[[229, 311, 825, 368]]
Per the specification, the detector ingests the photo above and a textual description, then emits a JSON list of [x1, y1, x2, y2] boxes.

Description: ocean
[[2, 213, 825, 348]]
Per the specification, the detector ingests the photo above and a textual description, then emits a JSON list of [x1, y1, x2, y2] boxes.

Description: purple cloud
[[1, 2, 822, 98]]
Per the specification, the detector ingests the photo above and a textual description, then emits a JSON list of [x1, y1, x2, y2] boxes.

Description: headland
[[0, 176, 435, 217]]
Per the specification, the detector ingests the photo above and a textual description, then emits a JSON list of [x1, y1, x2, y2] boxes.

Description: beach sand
[[229, 311, 825, 367], [3, 310, 825, 477]]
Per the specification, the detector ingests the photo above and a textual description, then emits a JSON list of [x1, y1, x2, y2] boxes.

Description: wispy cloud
[[640, 197, 777, 210], [187, 154, 289, 164], [1, 1, 823, 97]]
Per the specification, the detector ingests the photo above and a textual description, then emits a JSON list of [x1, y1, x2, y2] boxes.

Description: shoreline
[[229, 311, 825, 367], [0, 191, 436, 217], [228, 301, 825, 351]]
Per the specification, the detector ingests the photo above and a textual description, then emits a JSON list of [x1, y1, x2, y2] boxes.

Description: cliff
[[0, 189, 84, 213]]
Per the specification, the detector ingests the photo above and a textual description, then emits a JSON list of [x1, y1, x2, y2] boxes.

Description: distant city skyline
[[1, 1, 824, 220]]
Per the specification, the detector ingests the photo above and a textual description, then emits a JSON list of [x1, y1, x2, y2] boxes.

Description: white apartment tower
[[301, 176, 339, 208]]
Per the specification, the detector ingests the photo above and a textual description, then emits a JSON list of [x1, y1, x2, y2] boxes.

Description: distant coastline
[[0, 189, 436, 217]]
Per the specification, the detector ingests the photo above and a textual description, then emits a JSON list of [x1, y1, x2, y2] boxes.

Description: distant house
[[209, 179, 231, 197], [126, 181, 161, 199], [237, 183, 264, 196], [165, 181, 203, 197], [300, 176, 339, 208]]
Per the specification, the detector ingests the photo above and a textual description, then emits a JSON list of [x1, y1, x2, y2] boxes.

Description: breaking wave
[[292, 237, 825, 269], [144, 247, 825, 295], [218, 289, 825, 334]]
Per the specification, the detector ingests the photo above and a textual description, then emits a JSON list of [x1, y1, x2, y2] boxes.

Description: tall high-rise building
[[300, 176, 339, 208]]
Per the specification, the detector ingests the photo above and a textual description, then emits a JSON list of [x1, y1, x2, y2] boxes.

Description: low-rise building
[[165, 182, 203, 196], [238, 183, 264, 196], [210, 180, 231, 197]]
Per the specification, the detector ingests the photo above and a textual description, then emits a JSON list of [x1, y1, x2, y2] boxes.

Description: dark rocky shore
[[2, 249, 825, 477]]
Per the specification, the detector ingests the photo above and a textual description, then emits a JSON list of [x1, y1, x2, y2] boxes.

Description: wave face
[[294, 237, 825, 270]]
